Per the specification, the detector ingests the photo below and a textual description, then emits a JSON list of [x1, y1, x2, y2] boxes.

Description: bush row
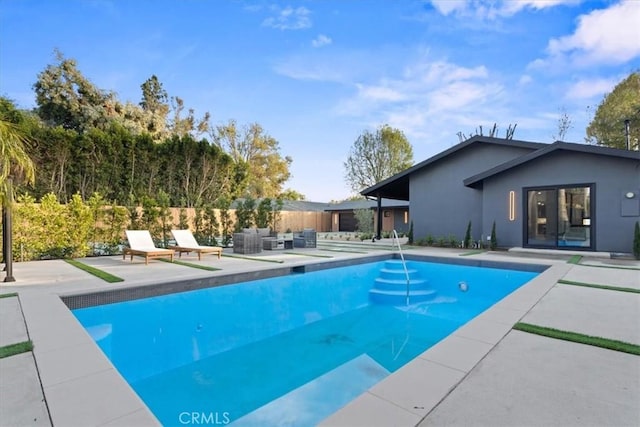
[[1, 192, 251, 262]]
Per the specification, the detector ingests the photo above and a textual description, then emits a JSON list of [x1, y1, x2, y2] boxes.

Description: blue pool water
[[72, 259, 537, 426]]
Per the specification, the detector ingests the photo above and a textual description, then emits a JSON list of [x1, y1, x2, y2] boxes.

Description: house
[[361, 136, 640, 254], [325, 199, 410, 233]]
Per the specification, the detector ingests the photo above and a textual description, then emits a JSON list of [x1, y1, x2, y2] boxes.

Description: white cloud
[[519, 74, 533, 85], [262, 6, 312, 30], [355, 83, 406, 102], [273, 49, 387, 84], [334, 58, 505, 141], [546, 0, 640, 66], [311, 34, 332, 48], [428, 0, 580, 20], [500, 0, 581, 15], [429, 0, 467, 15], [565, 77, 618, 100], [273, 57, 346, 83]]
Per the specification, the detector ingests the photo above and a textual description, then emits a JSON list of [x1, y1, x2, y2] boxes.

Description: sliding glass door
[[525, 185, 592, 249]]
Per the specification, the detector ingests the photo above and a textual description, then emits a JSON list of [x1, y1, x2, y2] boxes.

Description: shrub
[[255, 198, 272, 228], [464, 221, 472, 248], [354, 209, 374, 234], [178, 208, 189, 230], [633, 221, 640, 260], [426, 234, 434, 246], [234, 197, 256, 231], [490, 221, 498, 250], [407, 221, 414, 245], [12, 192, 95, 260], [217, 197, 234, 246], [359, 232, 373, 241]]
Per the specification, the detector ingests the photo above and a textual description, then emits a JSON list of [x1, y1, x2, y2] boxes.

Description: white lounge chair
[[123, 230, 174, 265], [169, 229, 223, 260]]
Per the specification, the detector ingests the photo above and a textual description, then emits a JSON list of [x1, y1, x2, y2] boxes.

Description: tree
[[464, 221, 472, 249], [33, 50, 115, 132], [255, 198, 274, 228], [344, 124, 413, 193], [140, 75, 168, 115], [586, 71, 640, 150], [0, 103, 36, 205], [552, 107, 573, 142], [234, 197, 256, 230], [354, 208, 374, 234], [138, 75, 170, 139], [490, 221, 497, 250], [1, 110, 36, 281], [215, 120, 292, 198], [279, 188, 305, 200]]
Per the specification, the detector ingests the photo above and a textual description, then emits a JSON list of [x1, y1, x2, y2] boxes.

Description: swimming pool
[[72, 258, 538, 426]]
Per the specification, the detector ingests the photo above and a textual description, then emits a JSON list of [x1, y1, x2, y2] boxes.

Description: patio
[[1, 240, 638, 426]]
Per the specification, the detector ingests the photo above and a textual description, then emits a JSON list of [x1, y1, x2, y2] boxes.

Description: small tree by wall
[[490, 221, 497, 250], [203, 204, 219, 246], [354, 208, 374, 234], [633, 221, 640, 260], [157, 190, 173, 247], [178, 208, 189, 229], [234, 198, 256, 231], [464, 221, 472, 248], [126, 194, 142, 230], [407, 220, 414, 245], [141, 196, 162, 243], [271, 199, 284, 231], [218, 197, 234, 246], [255, 198, 273, 228]]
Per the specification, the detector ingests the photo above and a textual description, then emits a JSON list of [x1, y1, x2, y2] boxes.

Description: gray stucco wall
[[393, 209, 409, 234], [481, 150, 640, 253], [409, 143, 535, 243]]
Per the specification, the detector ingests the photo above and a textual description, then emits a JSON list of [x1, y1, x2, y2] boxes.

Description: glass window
[[558, 187, 591, 248], [526, 185, 592, 249], [527, 189, 557, 246]]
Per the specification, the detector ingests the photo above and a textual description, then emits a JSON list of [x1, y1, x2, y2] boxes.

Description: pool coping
[[14, 251, 566, 426]]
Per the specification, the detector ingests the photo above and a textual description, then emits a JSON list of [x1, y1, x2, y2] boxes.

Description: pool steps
[[369, 260, 437, 305]]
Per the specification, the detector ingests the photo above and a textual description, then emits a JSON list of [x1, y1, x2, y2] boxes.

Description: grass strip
[[558, 279, 640, 294], [567, 255, 582, 264], [459, 250, 486, 256], [0, 292, 18, 299], [0, 341, 33, 359], [220, 254, 285, 263], [574, 262, 640, 271], [319, 248, 369, 254], [64, 259, 124, 283], [157, 258, 222, 271], [513, 322, 640, 356], [283, 252, 334, 258]]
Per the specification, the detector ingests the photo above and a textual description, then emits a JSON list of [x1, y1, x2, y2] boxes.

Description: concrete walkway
[[0, 294, 51, 426], [417, 262, 640, 427], [1, 245, 639, 426]]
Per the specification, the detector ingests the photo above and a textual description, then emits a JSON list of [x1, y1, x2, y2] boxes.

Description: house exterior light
[[508, 190, 516, 221]]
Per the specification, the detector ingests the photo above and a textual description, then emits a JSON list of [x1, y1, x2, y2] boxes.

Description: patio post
[[376, 195, 382, 240], [2, 177, 15, 282]]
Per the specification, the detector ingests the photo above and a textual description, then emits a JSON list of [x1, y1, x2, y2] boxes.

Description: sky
[[1, 0, 639, 202]]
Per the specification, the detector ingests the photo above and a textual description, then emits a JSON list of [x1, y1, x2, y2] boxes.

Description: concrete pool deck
[[1, 243, 638, 426]]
